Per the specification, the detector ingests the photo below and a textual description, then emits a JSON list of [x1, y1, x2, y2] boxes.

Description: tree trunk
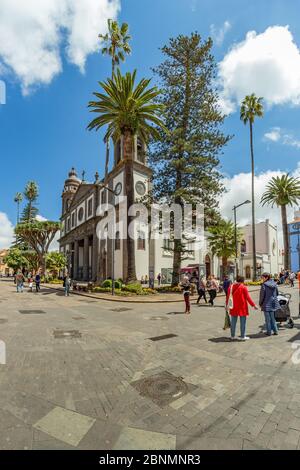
[[250, 121, 257, 281], [123, 129, 137, 283], [222, 256, 228, 278], [281, 204, 290, 270], [171, 51, 191, 287], [172, 239, 182, 287], [104, 56, 116, 180]]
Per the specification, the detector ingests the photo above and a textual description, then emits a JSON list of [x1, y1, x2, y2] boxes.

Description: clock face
[[135, 181, 146, 196], [114, 182, 122, 196]]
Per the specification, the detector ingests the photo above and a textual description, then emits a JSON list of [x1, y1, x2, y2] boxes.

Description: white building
[[239, 219, 284, 279]]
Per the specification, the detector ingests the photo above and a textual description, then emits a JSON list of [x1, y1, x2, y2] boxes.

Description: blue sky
[[1, 0, 300, 245]]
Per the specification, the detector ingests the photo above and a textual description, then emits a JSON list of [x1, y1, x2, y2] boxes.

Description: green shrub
[[156, 285, 182, 293], [122, 283, 143, 294], [114, 280, 122, 289], [92, 286, 111, 293], [102, 279, 112, 288]]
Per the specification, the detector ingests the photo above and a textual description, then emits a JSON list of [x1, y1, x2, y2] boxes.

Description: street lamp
[[232, 200, 251, 279]]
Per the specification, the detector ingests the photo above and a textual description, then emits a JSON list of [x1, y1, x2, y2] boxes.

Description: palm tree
[[240, 93, 264, 280], [261, 174, 300, 270], [208, 220, 241, 278], [14, 192, 23, 224], [99, 19, 131, 178], [22, 181, 39, 223], [87, 69, 165, 282]]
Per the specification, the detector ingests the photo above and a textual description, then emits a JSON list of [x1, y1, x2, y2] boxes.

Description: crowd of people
[[180, 270, 296, 341], [14, 270, 41, 293]]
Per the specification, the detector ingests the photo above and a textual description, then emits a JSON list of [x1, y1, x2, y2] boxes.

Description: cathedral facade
[[59, 139, 213, 283]]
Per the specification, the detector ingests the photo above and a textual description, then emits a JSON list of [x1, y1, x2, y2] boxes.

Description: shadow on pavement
[[209, 337, 232, 343], [166, 311, 185, 315]]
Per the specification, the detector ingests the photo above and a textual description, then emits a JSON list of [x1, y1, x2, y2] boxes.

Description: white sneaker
[[230, 336, 235, 341], [239, 336, 250, 341]]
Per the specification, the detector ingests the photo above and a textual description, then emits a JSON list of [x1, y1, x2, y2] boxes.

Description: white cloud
[[220, 165, 300, 247], [0, 212, 14, 249], [264, 127, 300, 148], [264, 127, 281, 142], [218, 25, 300, 114], [210, 21, 231, 46], [0, 0, 120, 94]]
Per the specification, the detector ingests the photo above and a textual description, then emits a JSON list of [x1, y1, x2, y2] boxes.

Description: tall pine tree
[[149, 33, 230, 285]]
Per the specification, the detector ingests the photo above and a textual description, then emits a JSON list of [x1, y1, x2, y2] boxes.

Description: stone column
[[83, 236, 89, 281], [92, 234, 98, 282], [73, 240, 79, 280]]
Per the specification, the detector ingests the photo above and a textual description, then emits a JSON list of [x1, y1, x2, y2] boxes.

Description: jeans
[[184, 293, 190, 312], [16, 283, 23, 293], [208, 290, 217, 305], [64, 285, 70, 296], [197, 289, 207, 303], [230, 315, 247, 338], [264, 311, 278, 335]]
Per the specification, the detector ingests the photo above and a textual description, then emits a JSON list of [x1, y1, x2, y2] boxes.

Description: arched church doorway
[[205, 254, 211, 278], [245, 265, 251, 279]]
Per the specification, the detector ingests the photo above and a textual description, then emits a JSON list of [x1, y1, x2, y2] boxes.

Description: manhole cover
[[19, 310, 46, 314], [0, 318, 8, 323], [110, 307, 132, 312], [148, 333, 178, 341], [53, 329, 81, 339], [131, 371, 195, 407], [150, 316, 169, 321]]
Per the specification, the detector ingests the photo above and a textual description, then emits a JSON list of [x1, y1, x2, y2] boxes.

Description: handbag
[[223, 285, 234, 330], [223, 311, 231, 330]]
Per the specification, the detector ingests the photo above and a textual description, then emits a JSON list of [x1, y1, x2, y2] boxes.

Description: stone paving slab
[[0, 280, 299, 449]]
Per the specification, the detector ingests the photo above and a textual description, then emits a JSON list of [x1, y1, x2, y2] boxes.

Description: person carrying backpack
[[259, 273, 280, 336]]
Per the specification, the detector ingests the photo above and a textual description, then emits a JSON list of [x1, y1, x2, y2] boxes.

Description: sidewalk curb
[[43, 284, 261, 304]]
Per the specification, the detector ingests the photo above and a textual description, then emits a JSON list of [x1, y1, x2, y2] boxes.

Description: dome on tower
[[63, 167, 81, 194]]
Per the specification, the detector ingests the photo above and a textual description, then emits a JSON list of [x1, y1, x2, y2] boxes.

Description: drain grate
[[110, 307, 132, 312], [19, 310, 46, 314], [131, 371, 195, 407], [148, 333, 178, 341], [53, 329, 81, 339]]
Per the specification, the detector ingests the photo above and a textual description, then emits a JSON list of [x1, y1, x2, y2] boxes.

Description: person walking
[[28, 274, 33, 292], [222, 275, 232, 296], [63, 273, 71, 297], [181, 276, 191, 314], [15, 270, 25, 293], [259, 273, 280, 336], [35, 272, 41, 292], [206, 275, 218, 306], [289, 271, 296, 288], [157, 273, 161, 286], [196, 277, 207, 304], [226, 275, 258, 341]]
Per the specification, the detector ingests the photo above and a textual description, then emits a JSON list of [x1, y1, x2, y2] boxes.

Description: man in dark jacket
[[259, 273, 280, 336]]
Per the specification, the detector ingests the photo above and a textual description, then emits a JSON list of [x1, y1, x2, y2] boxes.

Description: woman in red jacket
[[226, 275, 258, 341]]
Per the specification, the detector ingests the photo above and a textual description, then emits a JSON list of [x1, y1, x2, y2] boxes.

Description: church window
[[88, 198, 93, 217]]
